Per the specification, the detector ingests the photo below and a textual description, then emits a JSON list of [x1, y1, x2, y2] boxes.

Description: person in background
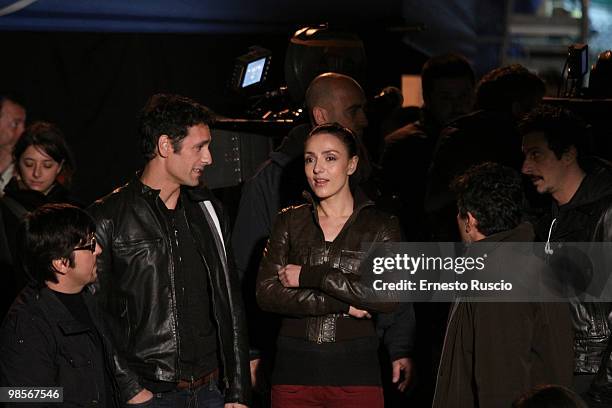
[[425, 64, 545, 241], [0, 94, 26, 194], [381, 53, 475, 241], [520, 106, 612, 406], [0, 121, 78, 318]]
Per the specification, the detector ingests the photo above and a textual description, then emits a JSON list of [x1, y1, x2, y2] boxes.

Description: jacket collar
[[302, 186, 374, 214], [480, 222, 535, 243], [302, 186, 375, 229], [30, 286, 93, 335], [128, 171, 215, 203], [556, 157, 612, 212]]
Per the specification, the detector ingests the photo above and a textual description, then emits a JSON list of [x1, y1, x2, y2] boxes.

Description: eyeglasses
[[74, 236, 97, 253]]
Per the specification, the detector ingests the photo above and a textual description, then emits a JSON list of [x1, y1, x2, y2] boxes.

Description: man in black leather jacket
[[89, 94, 250, 407], [521, 106, 612, 406]]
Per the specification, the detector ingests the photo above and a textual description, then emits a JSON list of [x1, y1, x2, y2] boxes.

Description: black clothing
[[380, 109, 442, 240], [54, 290, 115, 405], [533, 158, 612, 404], [0, 286, 121, 407], [433, 223, 574, 408], [272, 336, 381, 386], [1, 178, 82, 266], [88, 176, 250, 405], [257, 190, 400, 341], [231, 123, 311, 361], [166, 203, 218, 381], [425, 110, 523, 240], [0, 178, 82, 318], [232, 124, 310, 283], [257, 189, 413, 387]]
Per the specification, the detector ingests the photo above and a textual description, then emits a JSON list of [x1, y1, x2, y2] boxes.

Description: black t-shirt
[[165, 201, 219, 380]]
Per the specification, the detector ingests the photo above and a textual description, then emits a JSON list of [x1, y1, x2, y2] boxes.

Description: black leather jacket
[[536, 158, 612, 381], [88, 177, 250, 405], [256, 190, 401, 344]]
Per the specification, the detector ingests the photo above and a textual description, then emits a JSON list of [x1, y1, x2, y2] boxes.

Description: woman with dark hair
[[0, 121, 80, 314], [256, 123, 403, 408]]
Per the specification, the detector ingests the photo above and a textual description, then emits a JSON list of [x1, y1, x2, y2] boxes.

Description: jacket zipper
[[311, 199, 373, 344], [157, 199, 181, 377]]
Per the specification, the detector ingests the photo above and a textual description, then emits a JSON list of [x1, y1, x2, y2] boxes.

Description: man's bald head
[[305, 73, 368, 137]]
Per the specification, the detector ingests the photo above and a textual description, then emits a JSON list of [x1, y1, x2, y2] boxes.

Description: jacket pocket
[[339, 250, 366, 275], [114, 237, 162, 251], [57, 345, 99, 405]]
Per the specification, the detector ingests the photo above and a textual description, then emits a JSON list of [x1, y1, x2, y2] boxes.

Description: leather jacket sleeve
[[298, 215, 402, 313], [256, 209, 350, 316], [589, 202, 612, 402], [89, 205, 143, 402]]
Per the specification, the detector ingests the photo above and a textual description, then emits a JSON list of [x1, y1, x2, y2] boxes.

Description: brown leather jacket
[[256, 190, 400, 344]]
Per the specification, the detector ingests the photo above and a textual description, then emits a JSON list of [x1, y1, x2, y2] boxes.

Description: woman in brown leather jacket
[[256, 123, 401, 408]]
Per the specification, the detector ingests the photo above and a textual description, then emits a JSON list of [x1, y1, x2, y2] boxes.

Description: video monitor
[[231, 46, 271, 92], [241, 57, 267, 88]]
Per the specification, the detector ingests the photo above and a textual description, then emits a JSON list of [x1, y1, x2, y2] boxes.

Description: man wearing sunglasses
[[0, 203, 122, 407], [89, 94, 250, 408]]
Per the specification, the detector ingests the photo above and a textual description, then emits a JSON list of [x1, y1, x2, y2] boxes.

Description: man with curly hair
[[433, 162, 573, 408]]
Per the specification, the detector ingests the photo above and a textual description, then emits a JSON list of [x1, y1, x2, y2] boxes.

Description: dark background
[[0, 0, 432, 204]]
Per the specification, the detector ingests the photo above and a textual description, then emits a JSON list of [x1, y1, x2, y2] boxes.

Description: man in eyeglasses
[[89, 94, 250, 408], [0, 203, 121, 407]]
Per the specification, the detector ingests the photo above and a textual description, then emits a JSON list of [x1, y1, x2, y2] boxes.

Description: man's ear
[[562, 146, 578, 165], [51, 258, 69, 276], [312, 106, 329, 126], [347, 156, 359, 176], [466, 211, 479, 233], [157, 135, 171, 158]]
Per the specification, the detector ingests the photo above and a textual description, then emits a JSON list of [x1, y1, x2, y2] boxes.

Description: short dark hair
[[139, 93, 214, 161], [421, 53, 475, 100], [0, 93, 25, 113], [519, 105, 591, 163], [452, 162, 523, 236], [14, 121, 76, 186], [476, 64, 544, 112], [513, 384, 588, 408], [307, 122, 358, 158], [19, 204, 95, 286]]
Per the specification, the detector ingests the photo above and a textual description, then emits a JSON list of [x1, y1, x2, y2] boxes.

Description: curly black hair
[[139, 93, 214, 161], [452, 162, 523, 236]]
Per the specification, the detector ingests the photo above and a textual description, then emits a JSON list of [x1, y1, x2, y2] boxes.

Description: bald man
[[234, 73, 374, 291], [305, 73, 369, 138]]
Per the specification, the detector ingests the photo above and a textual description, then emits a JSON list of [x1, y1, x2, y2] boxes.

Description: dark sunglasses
[[74, 236, 97, 253]]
